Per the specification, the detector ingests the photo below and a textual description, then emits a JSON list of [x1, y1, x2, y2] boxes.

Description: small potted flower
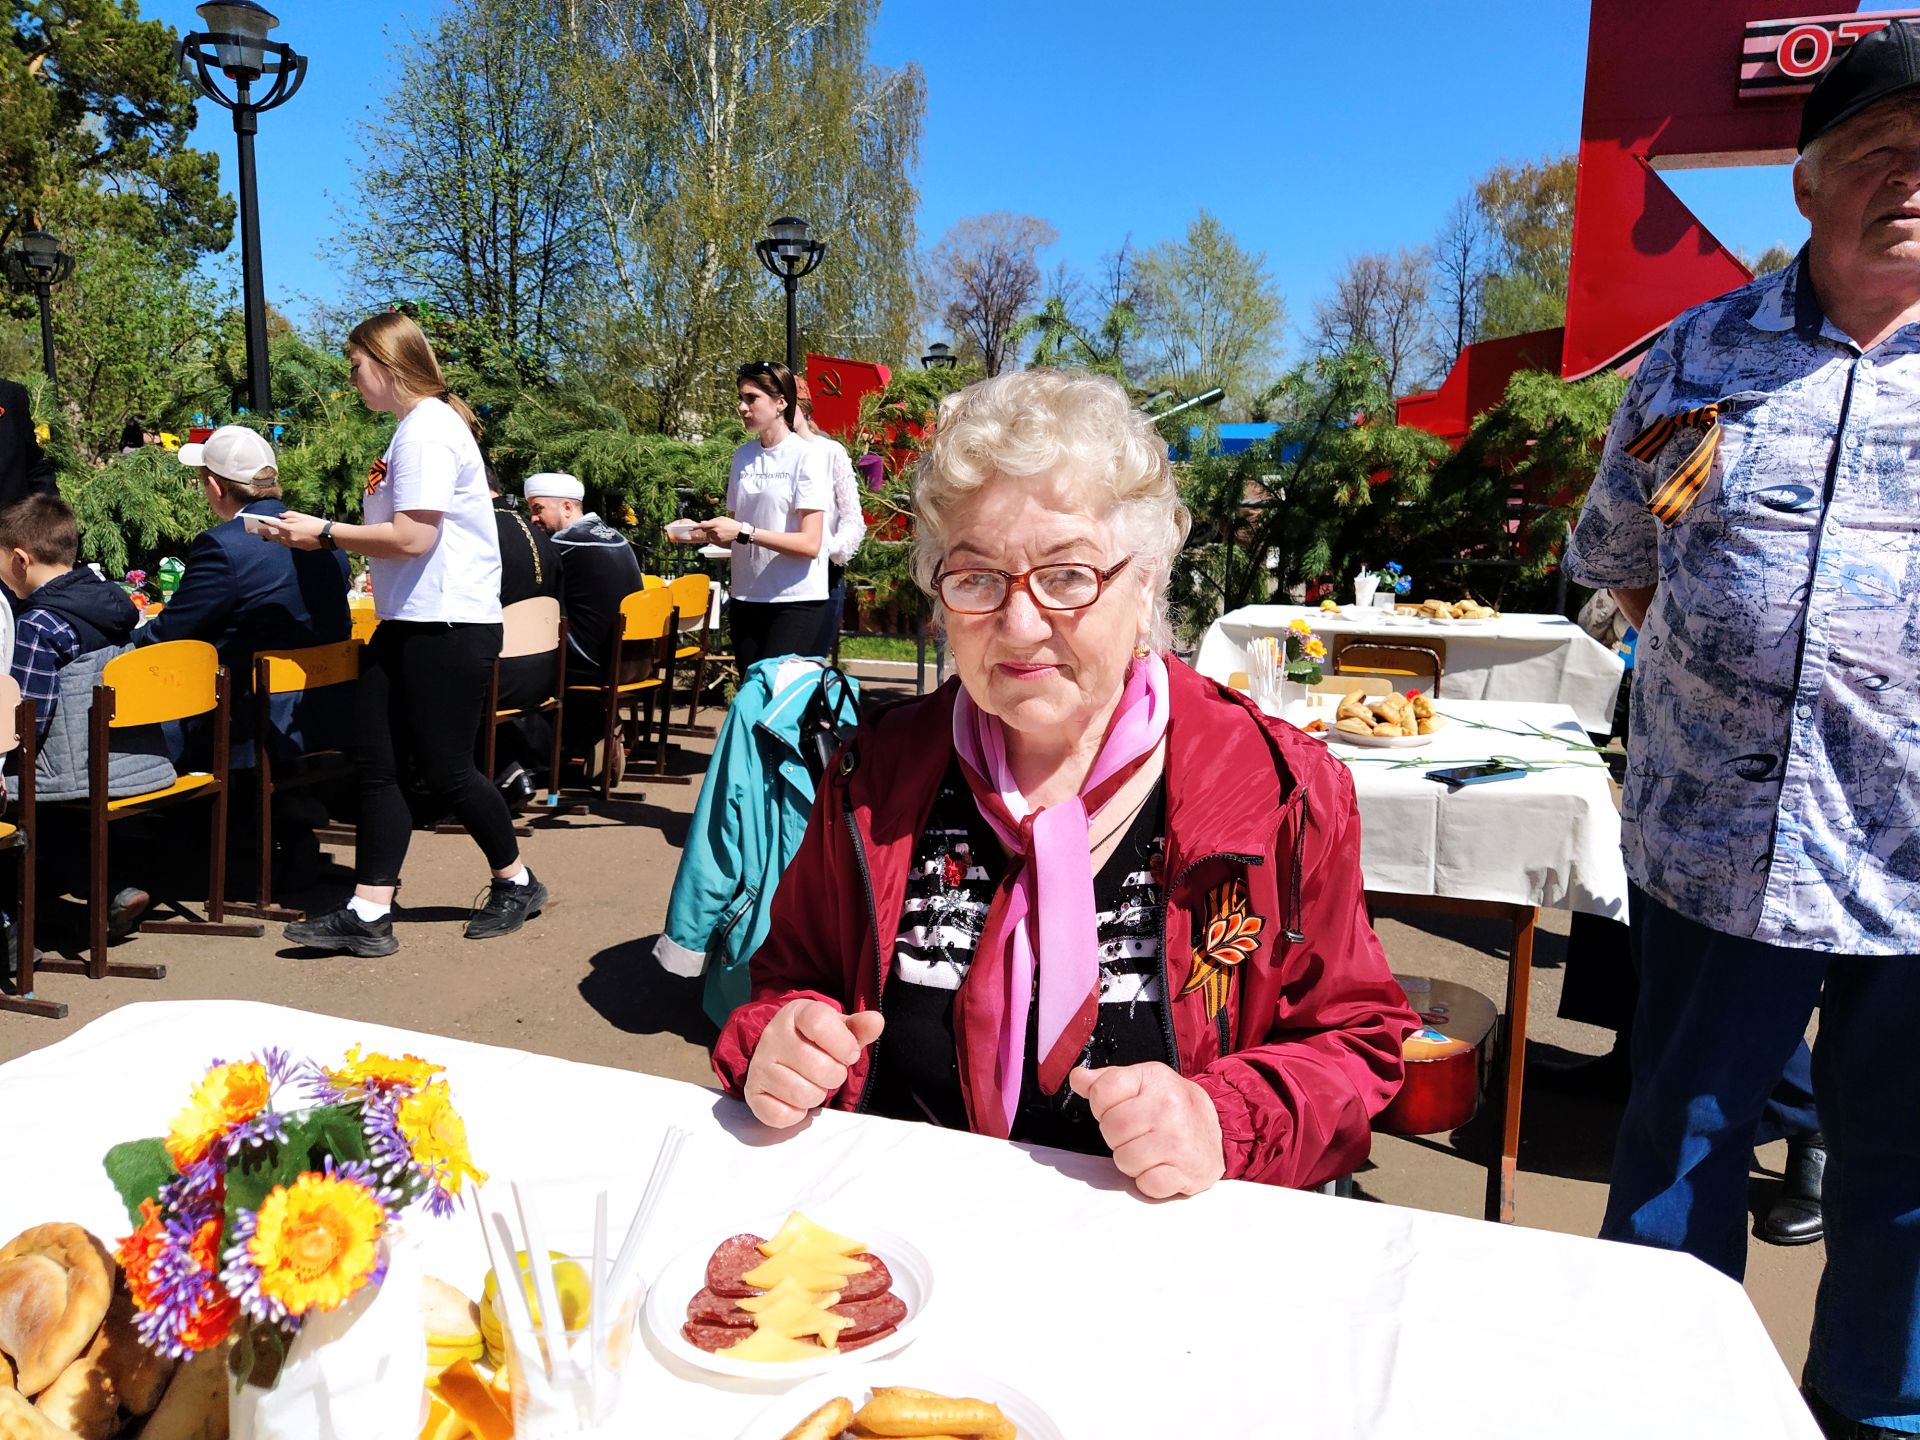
[[1285, 617, 1329, 697]]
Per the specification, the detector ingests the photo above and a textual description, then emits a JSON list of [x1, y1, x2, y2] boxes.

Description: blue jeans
[[1601, 892, 1920, 1429]]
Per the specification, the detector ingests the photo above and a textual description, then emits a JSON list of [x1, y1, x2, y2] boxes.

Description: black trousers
[[807, 567, 847, 656], [493, 652, 558, 781], [355, 620, 519, 885], [730, 598, 827, 675]]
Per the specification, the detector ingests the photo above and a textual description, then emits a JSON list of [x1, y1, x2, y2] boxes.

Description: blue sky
[[143, 0, 1810, 361]]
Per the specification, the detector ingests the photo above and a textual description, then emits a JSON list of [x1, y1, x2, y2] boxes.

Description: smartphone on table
[[1424, 763, 1526, 787]]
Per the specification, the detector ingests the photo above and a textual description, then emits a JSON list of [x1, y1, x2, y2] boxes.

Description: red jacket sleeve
[[711, 770, 858, 1095], [1191, 757, 1415, 1189]]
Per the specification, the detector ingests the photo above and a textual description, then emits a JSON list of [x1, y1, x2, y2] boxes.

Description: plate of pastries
[[1296, 689, 1446, 748]]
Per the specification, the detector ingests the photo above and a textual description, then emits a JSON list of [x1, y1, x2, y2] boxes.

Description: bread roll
[[0, 1225, 114, 1396]]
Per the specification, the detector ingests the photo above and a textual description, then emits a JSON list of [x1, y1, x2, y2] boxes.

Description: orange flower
[[117, 1199, 168, 1308], [166, 1060, 271, 1169]]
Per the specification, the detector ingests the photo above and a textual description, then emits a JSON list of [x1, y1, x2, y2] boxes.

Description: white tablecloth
[[1302, 698, 1629, 919], [1198, 605, 1627, 734], [0, 1002, 1814, 1439]]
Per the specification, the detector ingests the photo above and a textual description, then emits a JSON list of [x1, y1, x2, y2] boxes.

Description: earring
[[1133, 640, 1150, 658]]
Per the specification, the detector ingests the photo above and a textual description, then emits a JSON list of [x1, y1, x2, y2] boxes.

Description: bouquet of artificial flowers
[[104, 1046, 486, 1386], [1283, 616, 1329, 684]]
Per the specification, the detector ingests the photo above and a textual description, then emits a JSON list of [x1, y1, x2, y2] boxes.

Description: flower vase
[[1353, 573, 1379, 610], [229, 1234, 428, 1440]]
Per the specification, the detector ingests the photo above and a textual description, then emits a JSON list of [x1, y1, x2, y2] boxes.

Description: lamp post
[[176, 1, 306, 414], [5, 230, 73, 384], [921, 341, 957, 370], [753, 216, 824, 373]]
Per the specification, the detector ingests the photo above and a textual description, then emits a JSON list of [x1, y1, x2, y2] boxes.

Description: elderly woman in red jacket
[[713, 370, 1416, 1197]]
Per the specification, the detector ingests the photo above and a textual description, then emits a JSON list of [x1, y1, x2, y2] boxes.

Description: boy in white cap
[[524, 472, 644, 685]]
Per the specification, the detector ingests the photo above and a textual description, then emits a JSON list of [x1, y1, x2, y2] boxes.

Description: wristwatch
[[319, 520, 338, 551], [737, 523, 756, 546]]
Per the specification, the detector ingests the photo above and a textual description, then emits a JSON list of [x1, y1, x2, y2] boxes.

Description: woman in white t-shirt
[[673, 360, 829, 673], [792, 375, 867, 656], [256, 312, 545, 956]]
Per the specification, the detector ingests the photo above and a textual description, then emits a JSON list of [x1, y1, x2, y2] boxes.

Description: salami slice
[[685, 1287, 754, 1327], [830, 1291, 907, 1340], [837, 1252, 893, 1301], [681, 1320, 752, 1354], [703, 1234, 768, 1298], [840, 1322, 899, 1352]]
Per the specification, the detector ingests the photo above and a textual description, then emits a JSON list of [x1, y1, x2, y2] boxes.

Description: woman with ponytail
[[671, 359, 831, 672], [257, 311, 546, 955]]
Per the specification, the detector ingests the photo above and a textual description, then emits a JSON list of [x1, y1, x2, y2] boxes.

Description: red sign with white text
[[1740, 10, 1920, 97]]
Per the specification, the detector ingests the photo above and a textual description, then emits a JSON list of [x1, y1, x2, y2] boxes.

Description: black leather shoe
[[464, 873, 547, 940], [1757, 1131, 1826, 1246], [284, 905, 400, 958], [107, 887, 151, 943], [1802, 1383, 1908, 1439]]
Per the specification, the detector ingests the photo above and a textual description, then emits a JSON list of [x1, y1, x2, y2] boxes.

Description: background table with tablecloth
[[1198, 605, 1627, 733], [0, 1001, 1815, 1439]]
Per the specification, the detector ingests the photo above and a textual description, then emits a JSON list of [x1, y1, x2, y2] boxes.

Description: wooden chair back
[[257, 639, 361, 697], [668, 573, 710, 634], [1333, 638, 1445, 693], [501, 597, 563, 660], [0, 676, 52, 1019], [102, 641, 220, 726], [619, 588, 677, 643], [350, 610, 380, 642], [641, 573, 667, 590]]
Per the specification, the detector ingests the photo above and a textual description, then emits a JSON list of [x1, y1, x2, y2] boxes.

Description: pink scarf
[[950, 653, 1171, 1138]]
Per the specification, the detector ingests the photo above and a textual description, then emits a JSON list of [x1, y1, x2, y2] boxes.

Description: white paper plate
[[644, 1219, 931, 1381], [665, 520, 702, 542], [1427, 614, 1497, 626], [1326, 727, 1433, 749], [736, 1360, 1065, 1440], [1374, 611, 1431, 626]]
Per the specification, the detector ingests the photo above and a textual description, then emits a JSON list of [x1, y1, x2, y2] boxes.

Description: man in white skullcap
[[524, 472, 642, 684]]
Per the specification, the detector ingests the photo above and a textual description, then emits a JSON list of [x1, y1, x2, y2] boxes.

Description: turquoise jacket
[[654, 657, 860, 1027]]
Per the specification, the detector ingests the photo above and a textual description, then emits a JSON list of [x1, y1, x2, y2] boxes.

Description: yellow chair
[[229, 639, 362, 922], [641, 573, 667, 590], [1332, 637, 1446, 694], [350, 609, 379, 643], [489, 597, 568, 806], [37, 641, 264, 979], [665, 572, 714, 732], [0, 677, 56, 1020], [565, 588, 681, 799]]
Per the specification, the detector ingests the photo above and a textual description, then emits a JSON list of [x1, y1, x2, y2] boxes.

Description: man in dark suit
[[139, 425, 351, 766], [0, 378, 59, 511]]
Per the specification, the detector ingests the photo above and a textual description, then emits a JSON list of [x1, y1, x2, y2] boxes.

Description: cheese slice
[[741, 1285, 849, 1346], [741, 1243, 869, 1292], [736, 1276, 837, 1314], [718, 1328, 830, 1362], [758, 1212, 866, 1259]]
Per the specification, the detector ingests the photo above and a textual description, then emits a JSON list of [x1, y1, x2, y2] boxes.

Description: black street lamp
[[5, 230, 73, 384], [176, 1, 306, 414], [921, 341, 957, 370], [753, 216, 824, 374]]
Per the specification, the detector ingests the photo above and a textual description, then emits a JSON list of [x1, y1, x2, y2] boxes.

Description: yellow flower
[[250, 1173, 386, 1316], [1287, 617, 1312, 636], [396, 1082, 488, 1197], [329, 1046, 442, 1095], [167, 1061, 271, 1169], [1303, 637, 1327, 660]]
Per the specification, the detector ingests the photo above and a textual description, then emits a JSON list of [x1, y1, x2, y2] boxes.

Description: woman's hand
[[1069, 1062, 1226, 1199], [743, 1000, 884, 1128], [701, 515, 745, 544], [253, 511, 327, 551]]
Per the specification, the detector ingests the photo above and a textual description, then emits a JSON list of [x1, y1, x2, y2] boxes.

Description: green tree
[[1136, 211, 1285, 412], [1406, 367, 1629, 612], [1474, 155, 1577, 340], [341, 0, 595, 375], [929, 212, 1057, 376], [1170, 347, 1448, 642], [1011, 246, 1142, 384], [0, 0, 232, 262], [559, 0, 924, 432]]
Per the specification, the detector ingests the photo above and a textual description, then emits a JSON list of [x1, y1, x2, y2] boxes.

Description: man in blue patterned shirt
[[1567, 27, 1920, 1438]]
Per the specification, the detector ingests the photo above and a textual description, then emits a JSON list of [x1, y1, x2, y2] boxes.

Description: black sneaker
[[498, 764, 536, 812], [284, 905, 399, 958], [464, 873, 547, 940], [107, 887, 151, 943]]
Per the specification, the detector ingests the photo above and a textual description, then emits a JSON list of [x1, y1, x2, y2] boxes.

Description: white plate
[[1373, 611, 1430, 626], [1326, 727, 1434, 749], [644, 1219, 931, 1381], [1427, 614, 1498, 626], [736, 1359, 1065, 1440]]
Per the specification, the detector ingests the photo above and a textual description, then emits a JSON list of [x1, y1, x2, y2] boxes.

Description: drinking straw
[[604, 1125, 690, 1314], [514, 1182, 571, 1388], [590, 1190, 609, 1414]]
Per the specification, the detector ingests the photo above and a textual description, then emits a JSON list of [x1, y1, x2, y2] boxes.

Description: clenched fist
[[1069, 1061, 1226, 1199], [744, 1000, 885, 1128]]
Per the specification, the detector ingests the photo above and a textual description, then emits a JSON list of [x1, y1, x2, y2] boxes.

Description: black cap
[[1800, 21, 1920, 152]]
